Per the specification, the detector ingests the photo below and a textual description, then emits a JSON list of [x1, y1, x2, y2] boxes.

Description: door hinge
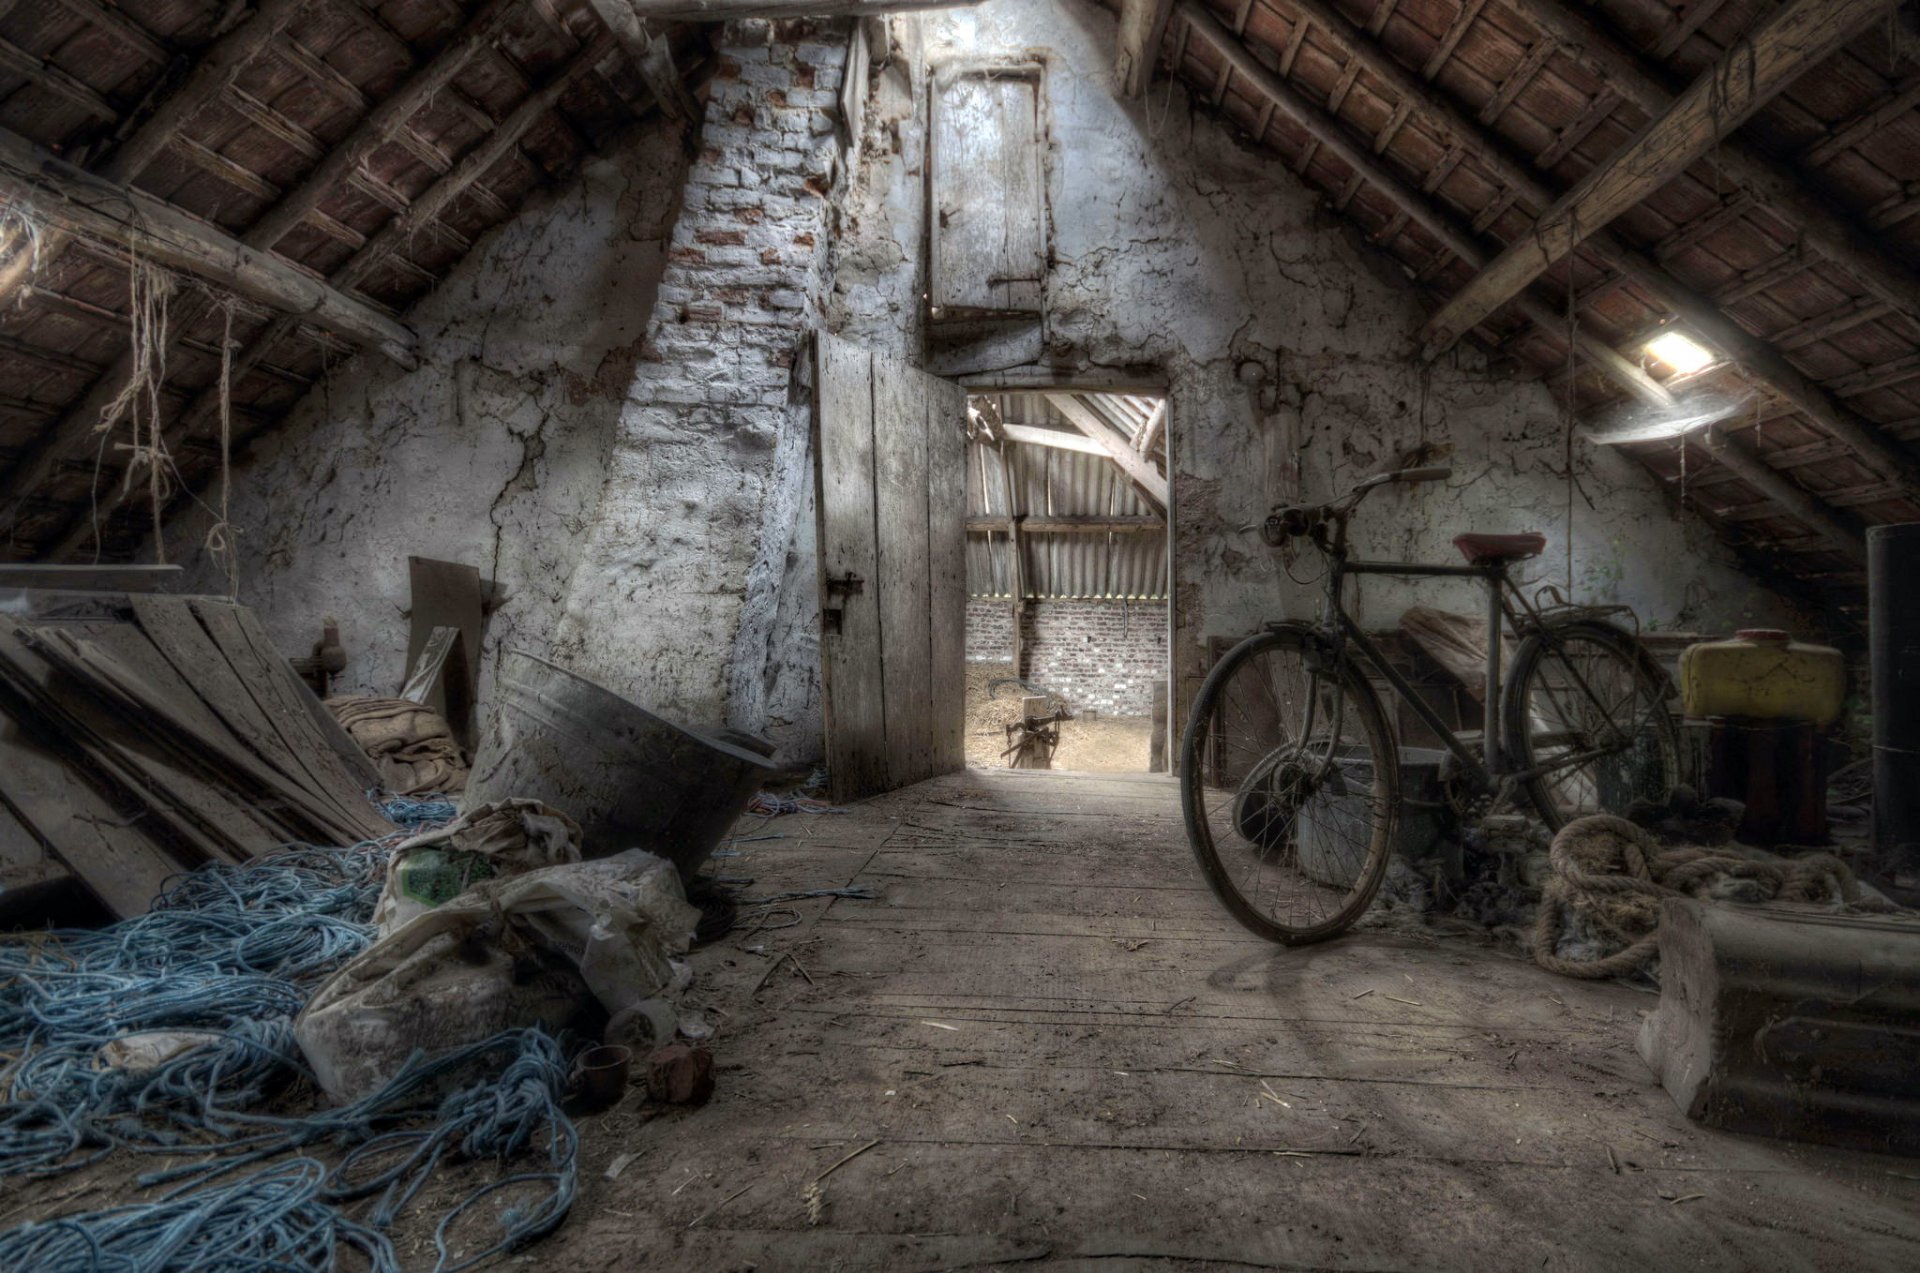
[[823, 571, 866, 634]]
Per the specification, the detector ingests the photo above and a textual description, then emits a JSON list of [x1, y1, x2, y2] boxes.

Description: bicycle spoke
[[1181, 632, 1396, 943]]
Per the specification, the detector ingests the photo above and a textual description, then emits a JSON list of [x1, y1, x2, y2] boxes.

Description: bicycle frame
[[1315, 554, 1511, 792], [1285, 491, 1568, 797], [1261, 469, 1659, 806]]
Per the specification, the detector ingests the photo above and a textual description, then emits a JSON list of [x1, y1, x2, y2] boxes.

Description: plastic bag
[[296, 850, 699, 1103], [371, 798, 583, 938]]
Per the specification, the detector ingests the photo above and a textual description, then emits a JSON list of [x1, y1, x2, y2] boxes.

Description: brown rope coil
[[1532, 814, 1892, 979]]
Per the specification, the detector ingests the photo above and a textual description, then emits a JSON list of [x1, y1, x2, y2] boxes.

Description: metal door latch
[[822, 571, 865, 634]]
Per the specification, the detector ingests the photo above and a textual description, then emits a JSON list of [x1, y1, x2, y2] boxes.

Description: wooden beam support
[[1513, 0, 1920, 342], [1116, 0, 1178, 99], [1000, 422, 1109, 456], [1701, 427, 1867, 566], [0, 127, 414, 361], [1178, 1, 1673, 412], [624, 0, 987, 17], [0, 0, 313, 299], [1420, 0, 1890, 359], [1045, 393, 1169, 509], [1185, 1, 1903, 544], [586, 0, 701, 123], [1136, 399, 1168, 453], [1248, 0, 1920, 499], [246, 0, 520, 252], [47, 32, 623, 561]]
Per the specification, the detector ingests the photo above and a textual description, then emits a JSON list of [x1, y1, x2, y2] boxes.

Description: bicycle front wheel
[[1503, 619, 1680, 829], [1179, 626, 1399, 945]]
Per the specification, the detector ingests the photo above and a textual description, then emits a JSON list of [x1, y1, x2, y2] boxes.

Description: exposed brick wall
[[968, 598, 1167, 717], [551, 20, 849, 761]]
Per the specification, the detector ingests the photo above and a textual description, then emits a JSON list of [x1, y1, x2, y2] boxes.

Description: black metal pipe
[[1870, 523, 1920, 875]]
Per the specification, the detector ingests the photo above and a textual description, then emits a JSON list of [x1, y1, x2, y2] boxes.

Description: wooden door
[[815, 333, 968, 800]]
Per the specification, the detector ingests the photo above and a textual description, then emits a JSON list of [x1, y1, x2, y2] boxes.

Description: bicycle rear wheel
[[1503, 619, 1679, 829], [1179, 626, 1399, 945]]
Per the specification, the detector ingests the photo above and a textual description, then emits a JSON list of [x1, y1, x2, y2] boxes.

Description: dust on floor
[[538, 770, 1919, 1269], [964, 660, 1153, 772]]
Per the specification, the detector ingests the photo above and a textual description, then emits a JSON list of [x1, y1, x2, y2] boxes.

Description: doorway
[[961, 391, 1171, 773]]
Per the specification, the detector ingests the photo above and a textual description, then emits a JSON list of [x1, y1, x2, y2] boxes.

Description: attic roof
[[0, 0, 708, 564], [1122, 0, 1920, 626]]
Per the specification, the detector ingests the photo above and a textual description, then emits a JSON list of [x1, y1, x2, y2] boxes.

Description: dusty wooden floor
[[554, 769, 1920, 1271]]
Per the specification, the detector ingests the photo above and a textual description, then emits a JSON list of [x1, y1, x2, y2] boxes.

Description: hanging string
[[1678, 426, 1688, 512], [205, 299, 240, 599], [91, 246, 175, 564], [1562, 227, 1579, 600]]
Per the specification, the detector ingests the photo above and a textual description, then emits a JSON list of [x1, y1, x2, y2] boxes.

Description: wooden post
[[0, 126, 416, 363], [1115, 0, 1177, 98], [625, 0, 987, 17]]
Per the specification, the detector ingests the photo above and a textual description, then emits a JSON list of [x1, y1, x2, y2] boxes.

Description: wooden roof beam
[[1511, 0, 1920, 344], [1044, 393, 1168, 510], [1256, 0, 1920, 499], [1116, 0, 1177, 98], [48, 31, 624, 561], [0, 0, 313, 300], [999, 423, 1109, 456], [0, 127, 413, 358], [586, 0, 701, 123], [1700, 427, 1867, 566], [1191, 0, 1909, 541], [1178, 1, 1672, 413], [245, 0, 520, 252], [1419, 0, 1890, 359]]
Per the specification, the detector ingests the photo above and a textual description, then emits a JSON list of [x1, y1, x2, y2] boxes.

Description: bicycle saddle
[[1453, 532, 1547, 564]]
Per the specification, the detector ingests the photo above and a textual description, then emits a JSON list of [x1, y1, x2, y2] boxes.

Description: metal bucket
[[464, 649, 777, 878]]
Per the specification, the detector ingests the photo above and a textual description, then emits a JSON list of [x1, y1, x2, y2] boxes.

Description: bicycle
[[1179, 466, 1681, 945]]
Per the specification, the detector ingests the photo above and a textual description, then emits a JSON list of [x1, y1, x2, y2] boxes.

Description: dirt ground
[[964, 661, 1155, 772]]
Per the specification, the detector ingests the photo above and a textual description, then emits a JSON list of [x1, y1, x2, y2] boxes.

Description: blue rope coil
[[0, 820, 582, 1271]]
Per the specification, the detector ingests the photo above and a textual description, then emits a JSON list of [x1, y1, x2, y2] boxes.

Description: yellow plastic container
[[1679, 629, 1846, 727]]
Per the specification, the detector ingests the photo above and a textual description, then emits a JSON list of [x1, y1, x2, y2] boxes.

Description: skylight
[[1644, 330, 1716, 376]]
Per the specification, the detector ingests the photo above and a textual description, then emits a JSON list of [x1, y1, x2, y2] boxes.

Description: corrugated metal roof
[[967, 392, 1169, 599]]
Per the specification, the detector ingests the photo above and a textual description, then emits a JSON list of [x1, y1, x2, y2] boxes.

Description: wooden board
[[816, 333, 969, 799], [0, 641, 186, 917], [816, 334, 888, 799], [405, 556, 484, 748], [873, 352, 933, 788], [925, 372, 968, 775], [198, 601, 391, 840], [130, 595, 346, 820], [471, 768, 1920, 1273], [929, 63, 1046, 317]]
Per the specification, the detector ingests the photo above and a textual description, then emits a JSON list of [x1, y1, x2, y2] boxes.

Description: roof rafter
[[1510, 0, 1920, 345], [1419, 0, 1893, 359], [49, 28, 627, 561], [1044, 393, 1169, 510], [1254, 0, 1920, 506]]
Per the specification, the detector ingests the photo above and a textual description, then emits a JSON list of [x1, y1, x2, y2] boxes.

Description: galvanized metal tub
[[464, 649, 776, 878]]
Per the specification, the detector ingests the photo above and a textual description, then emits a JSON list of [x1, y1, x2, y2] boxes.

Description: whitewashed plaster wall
[[830, 0, 1806, 705], [171, 117, 692, 705]]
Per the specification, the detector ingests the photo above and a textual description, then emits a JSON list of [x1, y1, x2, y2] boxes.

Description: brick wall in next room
[[967, 598, 1168, 717]]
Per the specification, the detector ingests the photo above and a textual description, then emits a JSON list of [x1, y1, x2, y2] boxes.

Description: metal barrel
[[1870, 523, 1920, 873], [464, 649, 777, 879]]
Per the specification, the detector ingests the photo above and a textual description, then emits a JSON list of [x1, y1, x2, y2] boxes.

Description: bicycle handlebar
[[1260, 466, 1453, 547]]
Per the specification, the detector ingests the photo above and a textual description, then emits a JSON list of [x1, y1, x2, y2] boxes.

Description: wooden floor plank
[[493, 770, 1920, 1268]]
